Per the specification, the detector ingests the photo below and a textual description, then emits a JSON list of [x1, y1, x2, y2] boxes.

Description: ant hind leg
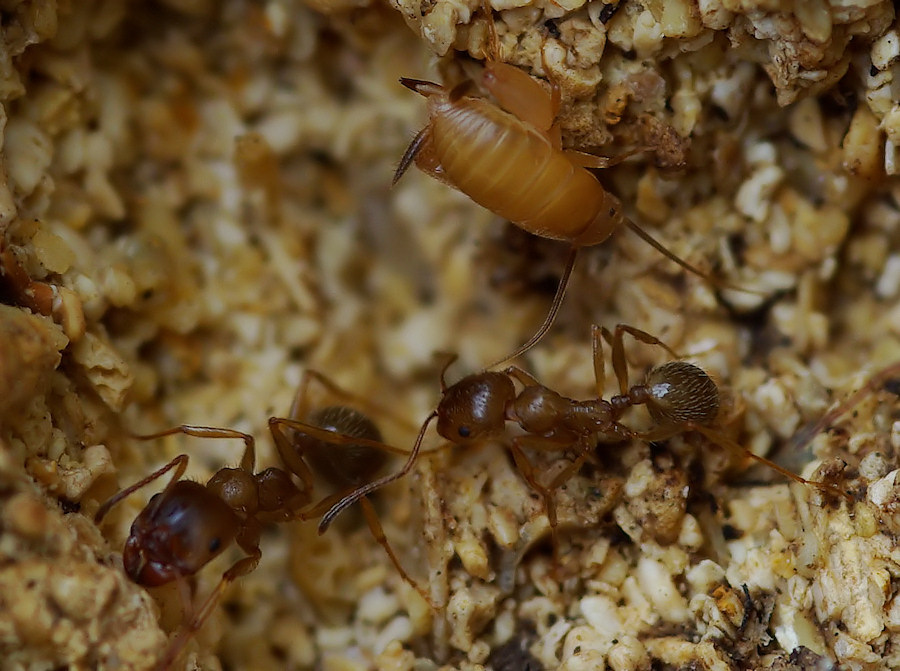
[[601, 323, 680, 396], [288, 369, 419, 433], [683, 423, 854, 503], [359, 496, 439, 608]]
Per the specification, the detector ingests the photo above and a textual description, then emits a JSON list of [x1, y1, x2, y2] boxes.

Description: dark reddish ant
[[320, 324, 853, 555], [95, 370, 432, 671]]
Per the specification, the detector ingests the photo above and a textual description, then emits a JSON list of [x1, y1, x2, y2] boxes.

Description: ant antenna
[[318, 411, 439, 533], [485, 246, 578, 369]]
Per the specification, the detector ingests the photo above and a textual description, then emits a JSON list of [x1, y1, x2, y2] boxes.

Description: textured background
[[0, 1, 898, 669]]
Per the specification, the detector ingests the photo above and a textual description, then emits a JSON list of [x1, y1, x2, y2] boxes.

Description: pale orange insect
[[394, 6, 727, 365]]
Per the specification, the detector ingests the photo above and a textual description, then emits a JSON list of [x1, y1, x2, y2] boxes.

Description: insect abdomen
[[429, 97, 615, 245]]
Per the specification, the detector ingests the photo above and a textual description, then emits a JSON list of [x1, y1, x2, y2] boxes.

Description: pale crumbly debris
[[0, 474, 166, 670], [2, 0, 900, 670]]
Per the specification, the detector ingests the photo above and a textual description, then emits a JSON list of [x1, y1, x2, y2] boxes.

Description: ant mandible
[[393, 1, 749, 368], [320, 324, 854, 557], [95, 370, 433, 671]]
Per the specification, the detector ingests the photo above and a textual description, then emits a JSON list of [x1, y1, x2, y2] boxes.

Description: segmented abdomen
[[428, 96, 619, 245]]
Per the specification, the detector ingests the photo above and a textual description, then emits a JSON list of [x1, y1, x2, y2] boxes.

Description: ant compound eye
[[208, 537, 222, 554], [458, 426, 471, 438]]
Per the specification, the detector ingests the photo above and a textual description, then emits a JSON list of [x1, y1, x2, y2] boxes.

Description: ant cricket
[[321, 324, 860, 560], [94, 370, 434, 671], [393, 1, 755, 369]]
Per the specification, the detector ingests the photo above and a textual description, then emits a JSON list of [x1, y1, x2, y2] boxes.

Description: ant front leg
[[156, 531, 263, 671], [289, 368, 420, 434], [650, 422, 854, 503], [509, 435, 573, 564], [358, 496, 438, 608]]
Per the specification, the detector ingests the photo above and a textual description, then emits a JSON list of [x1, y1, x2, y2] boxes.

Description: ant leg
[[486, 246, 579, 369], [155, 544, 263, 671], [95, 454, 189, 524], [546, 438, 596, 493], [286, 370, 316, 424], [151, 575, 196, 671], [289, 369, 419, 433], [789, 361, 900, 453], [641, 423, 853, 503], [269, 416, 410, 485], [601, 323, 680, 396], [591, 324, 608, 399], [319, 411, 438, 533], [509, 438, 561, 563], [359, 496, 438, 608], [135, 425, 257, 476], [606, 323, 680, 358], [268, 417, 317, 494]]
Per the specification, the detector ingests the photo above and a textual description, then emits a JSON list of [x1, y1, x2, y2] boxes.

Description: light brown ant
[[95, 370, 431, 671], [320, 324, 852, 556]]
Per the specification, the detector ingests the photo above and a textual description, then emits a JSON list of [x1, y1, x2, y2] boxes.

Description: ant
[[95, 370, 433, 671], [320, 324, 854, 558], [393, 1, 752, 368]]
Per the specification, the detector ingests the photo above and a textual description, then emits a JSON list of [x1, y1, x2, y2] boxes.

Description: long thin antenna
[[624, 219, 763, 296], [318, 411, 438, 534], [485, 246, 579, 369]]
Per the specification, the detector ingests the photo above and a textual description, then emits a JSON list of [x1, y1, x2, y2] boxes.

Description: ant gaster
[[95, 371, 432, 671]]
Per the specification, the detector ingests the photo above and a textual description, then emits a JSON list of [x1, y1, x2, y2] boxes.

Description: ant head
[[124, 481, 239, 587], [437, 372, 516, 441], [644, 361, 720, 427]]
